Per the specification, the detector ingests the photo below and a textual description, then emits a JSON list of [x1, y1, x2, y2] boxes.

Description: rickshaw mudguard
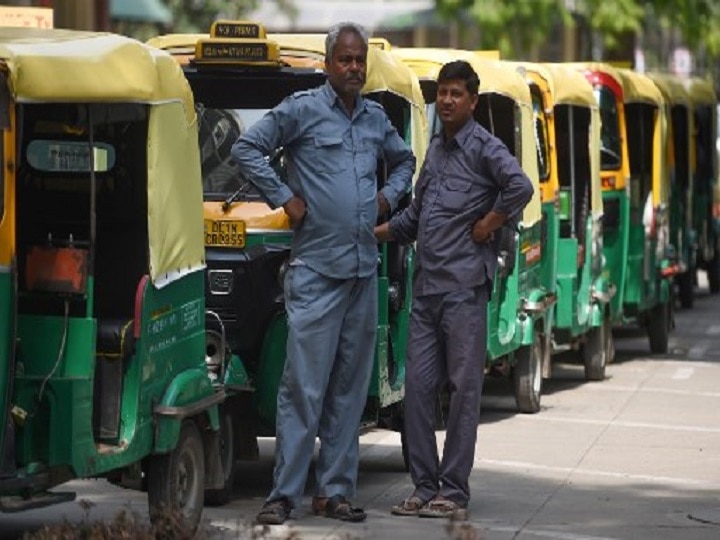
[[252, 312, 288, 433], [223, 353, 250, 389], [153, 369, 221, 454], [519, 288, 553, 345]]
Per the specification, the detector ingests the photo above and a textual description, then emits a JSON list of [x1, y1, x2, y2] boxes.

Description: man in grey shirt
[[232, 22, 415, 524], [376, 60, 533, 519]]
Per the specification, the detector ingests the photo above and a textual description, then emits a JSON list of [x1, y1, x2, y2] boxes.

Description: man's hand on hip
[[283, 196, 307, 230]]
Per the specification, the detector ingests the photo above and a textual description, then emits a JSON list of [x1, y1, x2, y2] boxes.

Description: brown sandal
[[418, 497, 467, 520], [324, 495, 367, 522], [391, 495, 426, 516]]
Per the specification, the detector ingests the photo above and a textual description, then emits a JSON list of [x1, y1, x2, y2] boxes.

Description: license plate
[[204, 219, 246, 248]]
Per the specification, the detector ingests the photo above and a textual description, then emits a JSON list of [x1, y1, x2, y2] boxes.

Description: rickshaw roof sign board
[[0, 27, 204, 288]]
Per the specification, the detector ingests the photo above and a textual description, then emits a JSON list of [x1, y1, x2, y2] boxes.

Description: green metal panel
[[0, 270, 11, 458], [253, 312, 287, 432], [602, 191, 630, 323]]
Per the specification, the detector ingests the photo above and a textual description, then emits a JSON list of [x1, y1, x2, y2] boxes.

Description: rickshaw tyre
[[647, 300, 670, 354], [512, 332, 543, 414], [583, 315, 609, 381], [147, 420, 205, 532], [205, 405, 238, 506], [389, 403, 410, 472], [677, 270, 694, 308], [708, 253, 720, 294]]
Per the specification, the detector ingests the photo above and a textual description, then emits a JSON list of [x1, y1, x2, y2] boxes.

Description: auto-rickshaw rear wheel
[[708, 251, 720, 294], [677, 269, 695, 308], [647, 300, 671, 354], [583, 313, 610, 381], [513, 331, 543, 413], [205, 402, 238, 506], [147, 419, 205, 532]]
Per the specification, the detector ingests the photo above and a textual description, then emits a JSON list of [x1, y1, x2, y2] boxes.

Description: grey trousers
[[268, 264, 377, 508], [404, 285, 488, 507]]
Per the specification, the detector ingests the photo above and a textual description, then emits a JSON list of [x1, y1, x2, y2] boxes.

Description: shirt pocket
[[441, 176, 473, 209], [313, 136, 346, 173], [355, 140, 379, 181]]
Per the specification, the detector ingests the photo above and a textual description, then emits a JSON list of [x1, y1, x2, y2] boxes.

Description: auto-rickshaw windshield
[[593, 86, 622, 170], [197, 104, 284, 202]]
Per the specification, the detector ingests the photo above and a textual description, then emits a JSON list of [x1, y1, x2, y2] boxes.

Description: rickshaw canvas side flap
[[147, 102, 205, 288]]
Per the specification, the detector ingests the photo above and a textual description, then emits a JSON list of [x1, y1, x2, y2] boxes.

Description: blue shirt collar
[[441, 117, 476, 148], [321, 81, 366, 116]]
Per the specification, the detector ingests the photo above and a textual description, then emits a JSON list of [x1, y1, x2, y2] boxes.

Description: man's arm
[[230, 97, 300, 210], [378, 115, 416, 213]]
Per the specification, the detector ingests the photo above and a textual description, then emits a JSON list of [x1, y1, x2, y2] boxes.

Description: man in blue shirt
[[376, 60, 534, 520], [232, 22, 415, 525]]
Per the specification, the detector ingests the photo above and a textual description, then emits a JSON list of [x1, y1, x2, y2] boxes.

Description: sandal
[[391, 495, 427, 516], [324, 494, 367, 522], [418, 497, 467, 520], [256, 497, 292, 525]]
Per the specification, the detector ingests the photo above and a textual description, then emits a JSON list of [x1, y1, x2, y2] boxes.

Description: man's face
[[326, 30, 367, 100], [436, 78, 478, 129]]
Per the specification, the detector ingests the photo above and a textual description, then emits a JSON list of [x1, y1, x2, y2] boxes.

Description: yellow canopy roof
[[0, 27, 204, 287], [684, 77, 717, 106], [505, 61, 555, 101], [616, 68, 664, 105], [646, 72, 690, 106], [0, 27, 195, 123], [543, 63, 597, 108], [392, 48, 531, 104]]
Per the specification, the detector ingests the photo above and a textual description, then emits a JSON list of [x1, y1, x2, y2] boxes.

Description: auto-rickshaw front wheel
[[512, 331, 543, 414], [583, 313, 611, 381], [147, 419, 205, 532], [205, 403, 238, 506], [647, 300, 671, 354]]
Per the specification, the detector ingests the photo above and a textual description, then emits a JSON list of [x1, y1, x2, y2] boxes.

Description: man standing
[[232, 22, 415, 524], [375, 60, 533, 519]]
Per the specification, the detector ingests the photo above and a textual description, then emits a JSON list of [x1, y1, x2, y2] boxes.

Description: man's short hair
[[438, 60, 480, 96], [325, 22, 369, 64]]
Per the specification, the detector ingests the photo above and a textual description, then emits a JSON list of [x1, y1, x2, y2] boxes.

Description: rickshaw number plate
[[204, 219, 246, 248]]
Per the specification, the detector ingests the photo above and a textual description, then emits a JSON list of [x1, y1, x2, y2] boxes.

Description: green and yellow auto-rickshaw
[[538, 63, 612, 380], [573, 63, 675, 353], [0, 28, 233, 527], [685, 77, 720, 293], [617, 68, 675, 352], [393, 48, 551, 413], [148, 22, 427, 471], [648, 72, 696, 308]]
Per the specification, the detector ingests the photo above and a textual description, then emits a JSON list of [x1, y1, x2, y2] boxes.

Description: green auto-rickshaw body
[[648, 72, 696, 309], [540, 63, 611, 380], [0, 28, 224, 526], [616, 68, 675, 353], [393, 48, 551, 413], [685, 77, 720, 294]]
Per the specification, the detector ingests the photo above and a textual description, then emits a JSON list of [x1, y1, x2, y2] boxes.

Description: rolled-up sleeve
[[379, 116, 416, 211], [231, 98, 299, 209], [484, 139, 534, 222]]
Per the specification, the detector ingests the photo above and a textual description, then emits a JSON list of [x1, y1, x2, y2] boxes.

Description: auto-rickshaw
[[538, 63, 612, 380], [648, 72, 696, 308], [148, 21, 427, 471], [572, 63, 675, 353], [0, 28, 232, 528], [393, 48, 551, 413], [616, 68, 675, 352], [685, 77, 720, 293]]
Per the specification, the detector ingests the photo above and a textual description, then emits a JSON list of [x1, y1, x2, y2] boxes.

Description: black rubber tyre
[[583, 314, 610, 381], [709, 251, 720, 294], [677, 270, 694, 308], [147, 420, 205, 532], [647, 300, 671, 354], [513, 332, 543, 414], [204, 405, 237, 506]]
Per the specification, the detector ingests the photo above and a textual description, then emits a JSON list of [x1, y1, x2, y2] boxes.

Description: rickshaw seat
[[96, 319, 135, 361]]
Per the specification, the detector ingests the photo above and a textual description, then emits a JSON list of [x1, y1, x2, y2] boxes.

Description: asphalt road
[[1, 276, 719, 539]]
